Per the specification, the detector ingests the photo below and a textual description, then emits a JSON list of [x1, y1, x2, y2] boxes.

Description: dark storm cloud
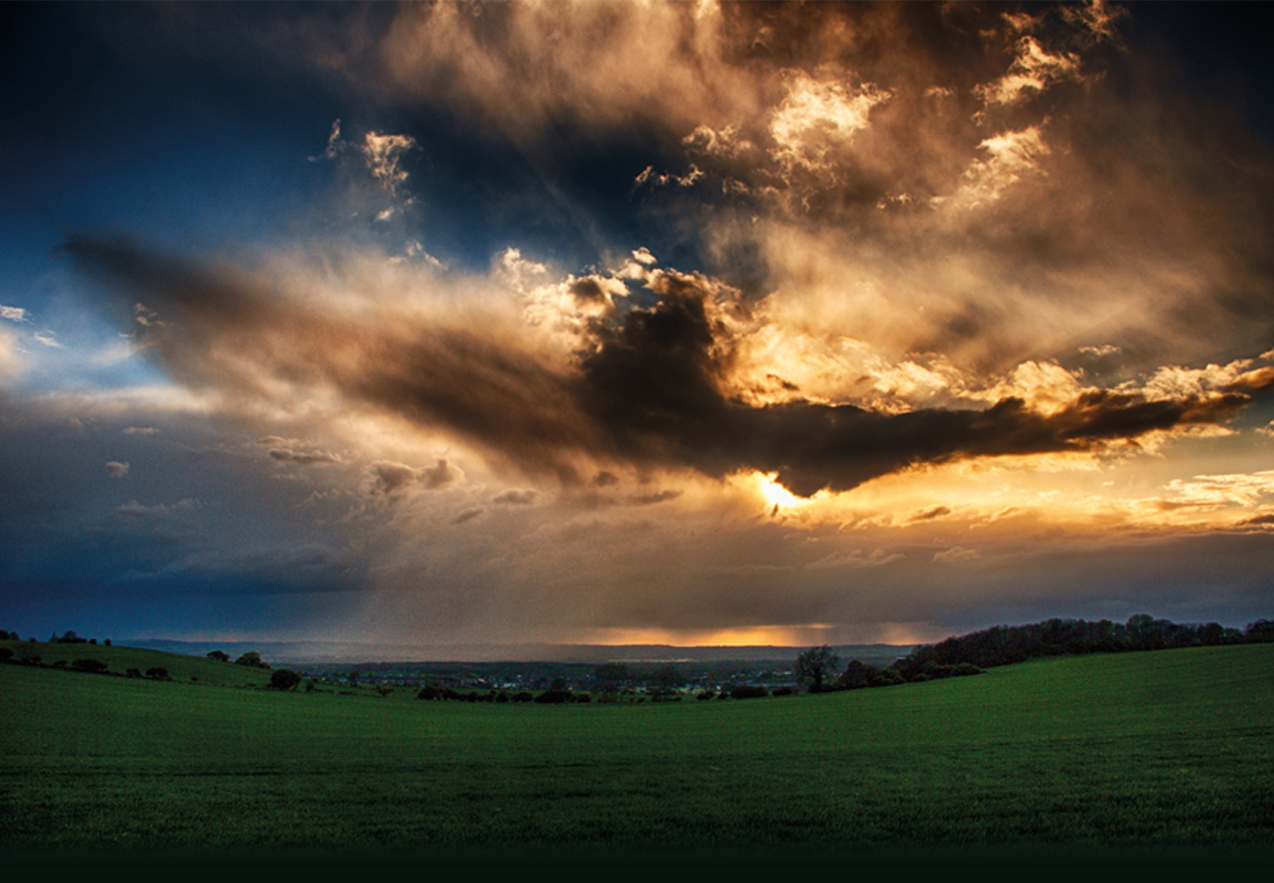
[[66, 238, 1268, 499], [66, 238, 599, 482]]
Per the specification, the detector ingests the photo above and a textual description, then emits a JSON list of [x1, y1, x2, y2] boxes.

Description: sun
[[757, 472, 802, 509]]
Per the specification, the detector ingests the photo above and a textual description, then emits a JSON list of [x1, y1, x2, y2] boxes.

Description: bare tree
[[795, 645, 840, 693]]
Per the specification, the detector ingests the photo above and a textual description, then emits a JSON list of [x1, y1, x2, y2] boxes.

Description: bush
[[72, 658, 108, 673], [697, 690, 715, 700], [534, 689, 575, 704], [416, 686, 463, 701], [126, 668, 142, 678], [269, 669, 302, 691], [869, 669, 904, 688], [772, 686, 794, 696], [730, 685, 769, 700], [146, 666, 169, 679], [0, 647, 13, 663]]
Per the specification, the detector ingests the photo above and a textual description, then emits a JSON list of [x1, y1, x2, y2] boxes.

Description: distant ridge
[[126, 638, 912, 667]]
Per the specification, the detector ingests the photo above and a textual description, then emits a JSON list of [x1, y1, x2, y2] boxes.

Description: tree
[[235, 651, 269, 669], [836, 660, 878, 690], [207, 650, 230, 662], [269, 669, 302, 691], [795, 645, 840, 693]]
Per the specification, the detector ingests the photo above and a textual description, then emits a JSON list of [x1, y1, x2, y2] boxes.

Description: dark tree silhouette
[[795, 645, 840, 693], [269, 669, 302, 691]]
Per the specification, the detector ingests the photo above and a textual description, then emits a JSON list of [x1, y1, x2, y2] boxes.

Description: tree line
[[791, 614, 1274, 696], [894, 614, 1274, 675]]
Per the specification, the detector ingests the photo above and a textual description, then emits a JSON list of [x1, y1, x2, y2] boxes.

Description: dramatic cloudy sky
[[3, 1, 1274, 648]]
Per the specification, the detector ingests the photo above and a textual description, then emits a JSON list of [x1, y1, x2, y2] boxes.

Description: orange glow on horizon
[[584, 624, 836, 648]]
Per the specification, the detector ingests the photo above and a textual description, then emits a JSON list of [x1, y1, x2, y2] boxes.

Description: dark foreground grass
[[2, 644, 1272, 859]]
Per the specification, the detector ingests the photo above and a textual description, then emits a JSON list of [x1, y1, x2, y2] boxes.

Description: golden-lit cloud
[[67, 235, 1268, 505]]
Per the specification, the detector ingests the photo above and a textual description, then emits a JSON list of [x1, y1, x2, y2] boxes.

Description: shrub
[[0, 647, 14, 663], [512, 691, 534, 703], [146, 666, 169, 679], [126, 668, 142, 678], [20, 654, 41, 665], [730, 685, 769, 700], [697, 690, 715, 700], [772, 686, 794, 696], [416, 686, 463, 701], [52, 659, 67, 668], [72, 659, 108, 673]]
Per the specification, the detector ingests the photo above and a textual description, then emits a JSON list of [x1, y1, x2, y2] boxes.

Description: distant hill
[[127, 638, 912, 668]]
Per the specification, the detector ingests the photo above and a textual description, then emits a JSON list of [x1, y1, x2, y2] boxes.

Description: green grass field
[[2, 642, 1272, 859]]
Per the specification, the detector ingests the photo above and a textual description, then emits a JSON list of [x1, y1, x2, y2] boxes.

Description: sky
[[3, 1, 1274, 650]]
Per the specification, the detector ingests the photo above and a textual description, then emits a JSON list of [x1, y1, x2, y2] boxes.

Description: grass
[[2, 642, 1273, 859], [0, 639, 275, 688]]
